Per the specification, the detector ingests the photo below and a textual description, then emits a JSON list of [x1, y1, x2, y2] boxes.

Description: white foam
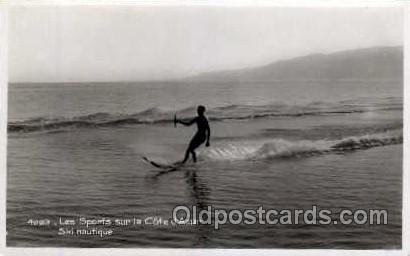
[[202, 131, 402, 161]]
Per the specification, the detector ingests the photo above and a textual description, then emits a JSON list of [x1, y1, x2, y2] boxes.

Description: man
[[176, 105, 211, 163]]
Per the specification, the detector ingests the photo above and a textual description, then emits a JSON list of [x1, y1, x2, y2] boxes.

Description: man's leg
[[183, 135, 203, 164], [182, 148, 191, 164], [191, 150, 197, 163]]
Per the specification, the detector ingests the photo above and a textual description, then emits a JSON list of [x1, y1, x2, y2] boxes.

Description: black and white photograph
[[5, 3, 404, 250]]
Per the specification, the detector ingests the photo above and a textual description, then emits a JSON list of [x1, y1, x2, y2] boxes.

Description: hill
[[188, 46, 402, 82]]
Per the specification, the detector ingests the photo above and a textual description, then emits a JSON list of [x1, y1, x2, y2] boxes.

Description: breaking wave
[[203, 131, 402, 160], [8, 99, 402, 133]]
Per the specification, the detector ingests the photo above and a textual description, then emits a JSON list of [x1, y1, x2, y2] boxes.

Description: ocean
[[6, 80, 403, 248]]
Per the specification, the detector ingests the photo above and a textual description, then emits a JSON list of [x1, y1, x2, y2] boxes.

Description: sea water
[[7, 80, 402, 248]]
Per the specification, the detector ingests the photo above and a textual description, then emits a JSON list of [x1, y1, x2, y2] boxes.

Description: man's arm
[[205, 120, 211, 146], [177, 117, 197, 126]]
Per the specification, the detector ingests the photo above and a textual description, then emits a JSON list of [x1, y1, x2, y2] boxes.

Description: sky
[[9, 6, 403, 82]]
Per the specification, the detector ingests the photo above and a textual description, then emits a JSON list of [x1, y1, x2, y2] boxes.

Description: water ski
[[142, 156, 182, 169]]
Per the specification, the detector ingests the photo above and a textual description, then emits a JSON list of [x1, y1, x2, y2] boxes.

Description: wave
[[203, 131, 402, 161], [8, 98, 402, 133]]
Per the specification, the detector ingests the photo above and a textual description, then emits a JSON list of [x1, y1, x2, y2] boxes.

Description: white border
[[0, 2, 7, 256], [3, 0, 409, 7], [0, 1, 408, 256], [403, 4, 409, 256]]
